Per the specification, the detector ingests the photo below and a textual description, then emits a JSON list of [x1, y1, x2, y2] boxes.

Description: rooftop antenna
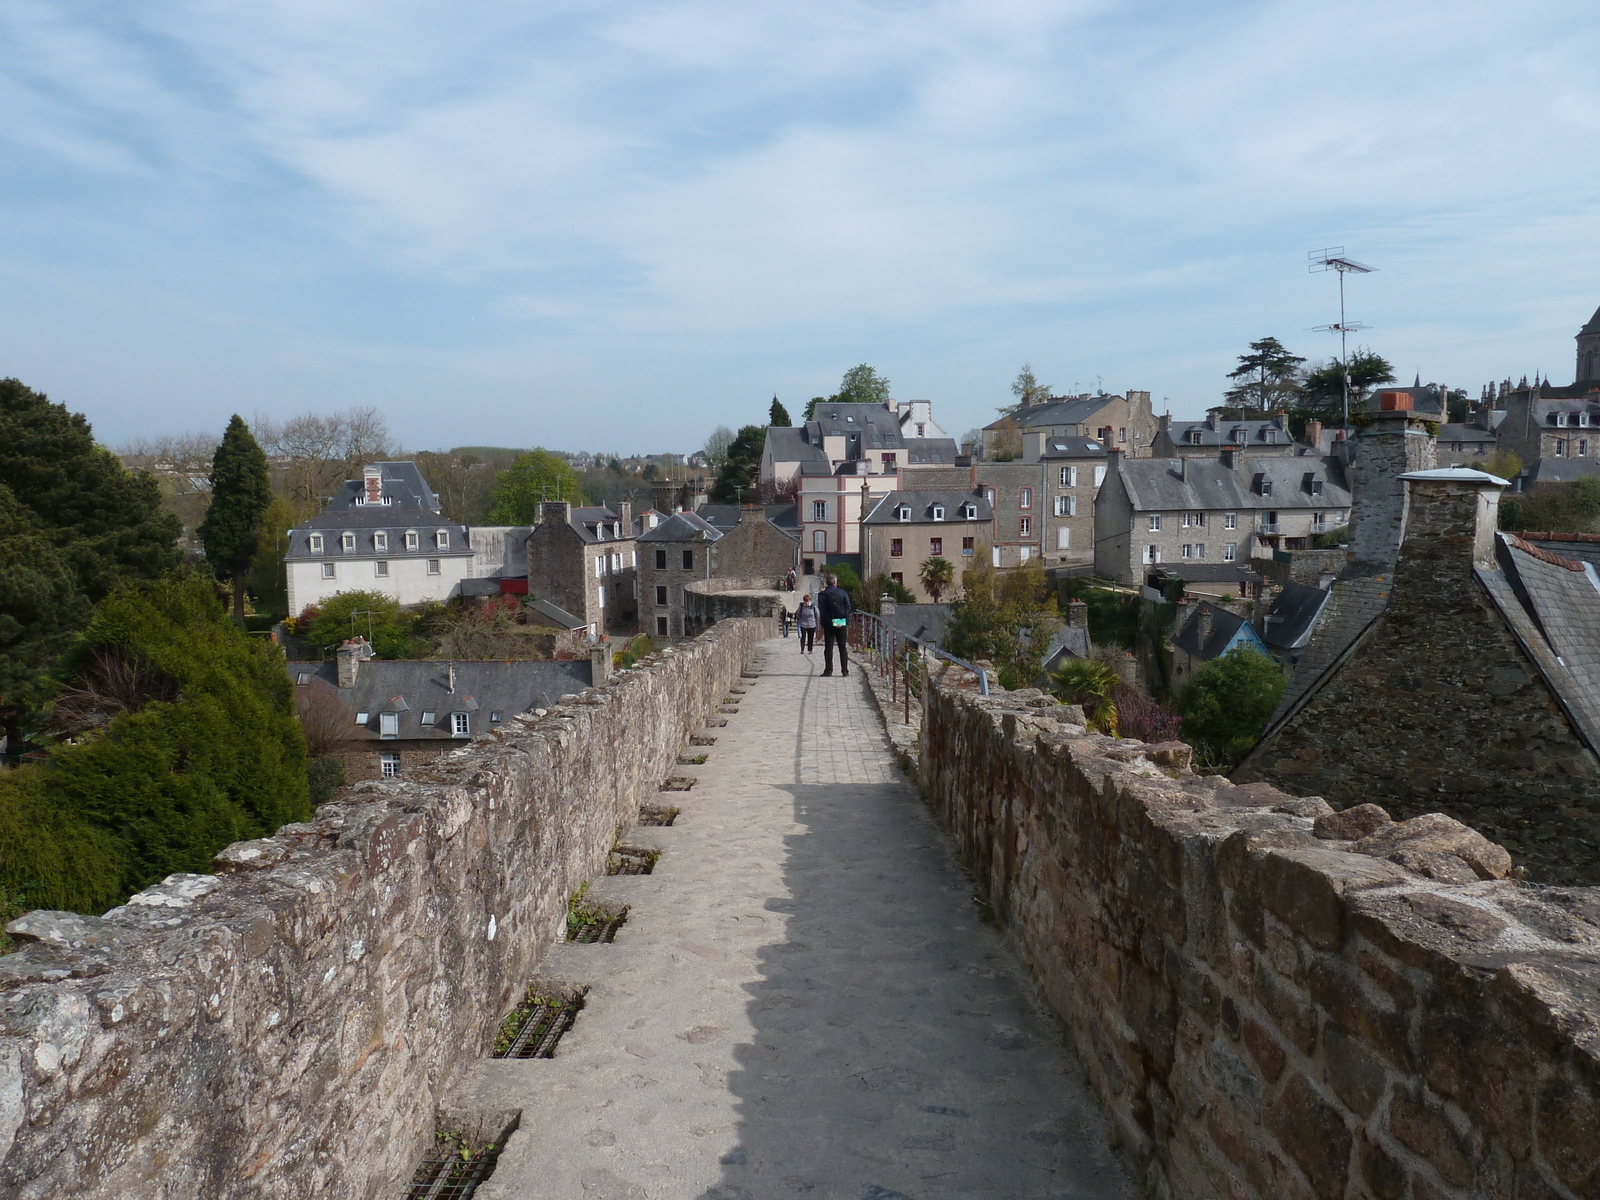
[[1308, 247, 1374, 429]]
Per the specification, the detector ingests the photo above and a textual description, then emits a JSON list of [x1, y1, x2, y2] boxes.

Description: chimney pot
[[362, 465, 383, 505], [1378, 390, 1415, 411]]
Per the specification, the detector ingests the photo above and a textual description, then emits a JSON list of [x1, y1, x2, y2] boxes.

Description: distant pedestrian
[[796, 594, 818, 654], [780, 606, 792, 637], [786, 568, 796, 592], [816, 573, 852, 677]]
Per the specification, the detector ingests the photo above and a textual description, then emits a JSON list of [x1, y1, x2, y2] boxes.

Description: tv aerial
[[1308, 247, 1375, 427]]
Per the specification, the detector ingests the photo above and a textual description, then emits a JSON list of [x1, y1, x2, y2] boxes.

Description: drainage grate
[[660, 776, 695, 791], [493, 990, 586, 1058], [607, 847, 658, 875], [567, 910, 627, 943], [403, 1140, 500, 1199], [690, 735, 717, 746], [639, 805, 679, 827]]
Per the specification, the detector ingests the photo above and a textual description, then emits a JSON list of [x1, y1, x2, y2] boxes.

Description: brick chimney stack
[[362, 465, 383, 505], [1305, 418, 1323, 450]]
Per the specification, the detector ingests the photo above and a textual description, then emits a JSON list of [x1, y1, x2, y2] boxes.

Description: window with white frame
[[931, 504, 944, 520], [1019, 546, 1032, 562], [1018, 488, 1032, 509], [1223, 543, 1236, 561], [405, 530, 419, 551], [1142, 545, 1161, 564], [373, 532, 388, 552], [355, 710, 369, 725], [308, 533, 324, 553], [594, 556, 603, 579], [380, 753, 400, 779], [1054, 495, 1076, 516], [812, 500, 828, 521], [962, 503, 977, 519], [322, 562, 336, 579], [1224, 512, 1237, 529], [1148, 514, 1162, 531], [427, 559, 440, 575], [1556, 439, 1567, 457], [435, 530, 450, 549], [1181, 512, 1192, 527], [379, 712, 399, 739], [452, 712, 470, 737], [1187, 430, 1203, 444], [1582, 439, 1591, 457], [1093, 465, 1107, 486], [1019, 517, 1032, 536], [896, 505, 910, 521], [991, 547, 1001, 567], [1059, 465, 1077, 487], [1181, 544, 1192, 558], [421, 711, 437, 726], [813, 530, 826, 551], [341, 532, 356, 552], [1195, 544, 1206, 558], [1556, 412, 1569, 427], [375, 560, 389, 577]]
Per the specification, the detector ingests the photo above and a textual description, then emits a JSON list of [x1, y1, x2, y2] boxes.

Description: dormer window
[[308, 533, 324, 553], [931, 504, 945, 521], [1254, 474, 1272, 496], [1264, 429, 1278, 443], [896, 505, 911, 521], [405, 530, 419, 551], [1188, 430, 1203, 445], [341, 532, 356, 552], [1582, 413, 1592, 428], [435, 530, 450, 549], [962, 503, 978, 519], [452, 712, 470, 737], [373, 532, 388, 552], [1556, 413, 1569, 427]]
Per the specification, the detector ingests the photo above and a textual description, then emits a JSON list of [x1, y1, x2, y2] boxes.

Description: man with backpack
[[815, 573, 853, 677]]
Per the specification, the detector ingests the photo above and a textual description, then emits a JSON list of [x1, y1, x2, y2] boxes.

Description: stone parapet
[[918, 679, 1600, 1200], [0, 616, 775, 1200]]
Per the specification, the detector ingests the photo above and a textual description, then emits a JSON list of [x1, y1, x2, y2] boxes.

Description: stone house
[[981, 390, 1156, 461], [637, 506, 798, 638], [525, 501, 638, 639], [286, 463, 480, 615], [760, 399, 953, 488], [1151, 413, 1319, 459], [1168, 600, 1270, 684], [1020, 433, 1108, 565], [1234, 467, 1600, 885], [859, 489, 993, 602], [290, 637, 595, 782], [1093, 448, 1352, 586], [970, 460, 1045, 569], [1494, 388, 1600, 467]]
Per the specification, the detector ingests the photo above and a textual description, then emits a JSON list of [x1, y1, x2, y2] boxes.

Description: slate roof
[[287, 514, 472, 561], [526, 597, 587, 629], [1037, 436, 1108, 458], [1517, 459, 1600, 486], [288, 658, 593, 742], [885, 603, 954, 646], [1582, 304, 1600, 336], [1172, 602, 1257, 662], [1039, 623, 1090, 673], [1478, 535, 1600, 754], [1436, 423, 1497, 446], [1259, 582, 1332, 651], [323, 462, 441, 512], [567, 506, 632, 544], [1151, 563, 1261, 586], [984, 395, 1122, 432], [1515, 533, 1600, 567], [806, 404, 906, 449], [1263, 568, 1393, 732], [1117, 456, 1351, 513], [1358, 386, 1448, 416], [765, 426, 829, 464], [904, 439, 960, 465], [1167, 418, 1296, 448], [862, 490, 992, 525], [636, 510, 722, 543]]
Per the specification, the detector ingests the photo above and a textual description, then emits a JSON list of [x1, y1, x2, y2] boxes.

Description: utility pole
[[1309, 248, 1375, 428]]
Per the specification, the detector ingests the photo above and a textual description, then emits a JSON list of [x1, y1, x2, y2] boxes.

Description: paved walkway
[[468, 637, 1132, 1200]]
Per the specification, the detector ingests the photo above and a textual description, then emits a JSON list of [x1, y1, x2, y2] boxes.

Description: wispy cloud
[[0, 0, 1597, 448]]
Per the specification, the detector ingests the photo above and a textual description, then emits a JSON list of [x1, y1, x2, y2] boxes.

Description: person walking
[[816, 573, 852, 676], [795, 594, 818, 654], [786, 567, 796, 592]]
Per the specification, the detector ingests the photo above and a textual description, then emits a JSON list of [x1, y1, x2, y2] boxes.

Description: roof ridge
[[1502, 533, 1587, 572]]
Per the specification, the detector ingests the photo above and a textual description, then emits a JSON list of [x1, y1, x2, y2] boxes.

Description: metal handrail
[[847, 610, 989, 728]]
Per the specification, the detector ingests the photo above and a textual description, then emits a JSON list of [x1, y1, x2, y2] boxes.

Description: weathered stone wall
[[684, 579, 784, 633], [0, 617, 774, 1200], [918, 676, 1600, 1200]]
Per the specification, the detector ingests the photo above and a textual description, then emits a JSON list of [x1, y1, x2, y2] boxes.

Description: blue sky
[[2, 1, 1597, 454]]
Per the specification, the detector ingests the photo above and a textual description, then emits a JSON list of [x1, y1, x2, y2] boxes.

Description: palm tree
[[919, 556, 955, 603], [1049, 658, 1119, 735]]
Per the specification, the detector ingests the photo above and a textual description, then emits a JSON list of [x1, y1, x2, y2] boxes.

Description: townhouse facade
[[525, 501, 639, 639], [637, 506, 798, 638], [859, 490, 993, 602], [1151, 413, 1318, 459], [1093, 449, 1352, 586], [761, 399, 954, 487], [982, 390, 1156, 461], [1024, 434, 1108, 565]]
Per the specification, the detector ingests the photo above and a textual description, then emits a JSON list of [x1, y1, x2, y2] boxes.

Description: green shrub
[[307, 756, 346, 806], [1177, 645, 1285, 769]]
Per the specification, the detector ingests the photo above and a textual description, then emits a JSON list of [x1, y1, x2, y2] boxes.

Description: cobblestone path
[[468, 637, 1132, 1200]]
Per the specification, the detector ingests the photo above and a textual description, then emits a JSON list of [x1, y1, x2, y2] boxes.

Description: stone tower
[[1347, 390, 1437, 570], [1577, 304, 1600, 384]]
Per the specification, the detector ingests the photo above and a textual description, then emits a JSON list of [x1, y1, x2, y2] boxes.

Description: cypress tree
[[769, 395, 792, 427], [199, 415, 274, 620]]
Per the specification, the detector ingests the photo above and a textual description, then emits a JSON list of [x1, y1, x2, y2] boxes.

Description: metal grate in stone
[[638, 805, 679, 827], [403, 1144, 500, 1199], [607, 847, 658, 876], [493, 990, 586, 1059], [660, 776, 695, 792], [567, 910, 627, 943]]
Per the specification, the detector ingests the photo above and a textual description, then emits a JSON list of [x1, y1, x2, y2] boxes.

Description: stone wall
[[917, 676, 1600, 1200], [683, 579, 785, 634], [0, 617, 774, 1200]]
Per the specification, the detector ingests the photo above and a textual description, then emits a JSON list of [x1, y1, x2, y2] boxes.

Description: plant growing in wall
[[1049, 658, 1119, 734]]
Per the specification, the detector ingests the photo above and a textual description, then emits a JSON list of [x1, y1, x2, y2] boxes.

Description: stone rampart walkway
[[467, 637, 1132, 1200]]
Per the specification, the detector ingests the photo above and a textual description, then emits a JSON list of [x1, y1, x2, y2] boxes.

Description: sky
[[2, 1, 1598, 455]]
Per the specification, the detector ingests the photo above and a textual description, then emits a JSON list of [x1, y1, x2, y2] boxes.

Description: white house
[[285, 462, 484, 614]]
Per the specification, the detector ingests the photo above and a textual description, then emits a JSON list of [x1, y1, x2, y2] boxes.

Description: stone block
[[1358, 1134, 1405, 1200], [1312, 803, 1392, 841], [1535, 1069, 1600, 1197], [1389, 1088, 1476, 1188], [1273, 796, 1335, 818], [1255, 847, 1409, 953], [1351, 813, 1513, 880], [1241, 1018, 1285, 1082], [1264, 1074, 1352, 1200], [1321, 1023, 1389, 1117]]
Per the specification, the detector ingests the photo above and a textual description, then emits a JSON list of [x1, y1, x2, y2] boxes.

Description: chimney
[[618, 501, 632, 535], [1196, 604, 1213, 648], [1398, 469, 1506, 571], [1220, 447, 1237, 470], [540, 500, 572, 527], [1158, 412, 1172, 436], [1305, 418, 1323, 450], [1347, 406, 1437, 569], [362, 464, 383, 505], [1206, 412, 1219, 432], [447, 663, 456, 694], [1179, 456, 1188, 481], [1066, 599, 1088, 630], [336, 638, 369, 688], [1377, 390, 1414, 411]]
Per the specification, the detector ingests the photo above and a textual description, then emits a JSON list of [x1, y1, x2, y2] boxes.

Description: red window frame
[[890, 538, 904, 557], [929, 537, 942, 555]]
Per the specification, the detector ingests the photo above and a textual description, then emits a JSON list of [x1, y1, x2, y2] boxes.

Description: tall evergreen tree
[[1224, 338, 1305, 415], [199, 415, 274, 620], [710, 425, 767, 503], [769, 395, 792, 427]]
